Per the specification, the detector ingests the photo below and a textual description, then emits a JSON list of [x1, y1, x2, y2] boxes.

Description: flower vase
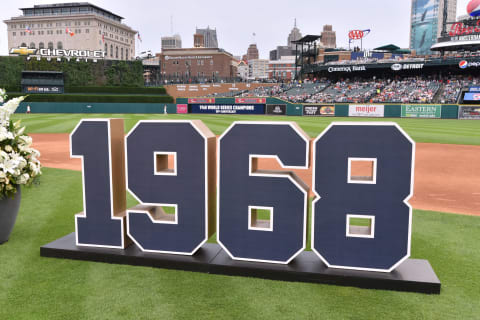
[[0, 186, 21, 244]]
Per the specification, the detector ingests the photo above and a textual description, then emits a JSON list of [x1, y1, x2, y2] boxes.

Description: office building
[[248, 59, 268, 80], [287, 19, 302, 50], [158, 47, 237, 82], [246, 43, 259, 61], [195, 26, 218, 48], [161, 34, 182, 50], [321, 25, 336, 49], [4, 2, 137, 60]]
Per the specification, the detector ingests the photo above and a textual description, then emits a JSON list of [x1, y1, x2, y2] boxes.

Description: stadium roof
[[373, 44, 411, 54], [292, 35, 321, 44], [374, 44, 400, 51], [431, 40, 480, 51]]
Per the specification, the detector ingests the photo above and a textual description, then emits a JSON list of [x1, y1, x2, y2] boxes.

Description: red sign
[[188, 98, 215, 104], [449, 21, 480, 36], [176, 104, 188, 114], [235, 98, 266, 104], [348, 30, 365, 40]]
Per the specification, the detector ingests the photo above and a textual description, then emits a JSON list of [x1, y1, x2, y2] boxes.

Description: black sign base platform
[[41, 233, 441, 294]]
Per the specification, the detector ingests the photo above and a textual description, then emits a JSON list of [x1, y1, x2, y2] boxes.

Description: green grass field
[[0, 168, 479, 319], [10, 113, 480, 145], [1, 114, 480, 319]]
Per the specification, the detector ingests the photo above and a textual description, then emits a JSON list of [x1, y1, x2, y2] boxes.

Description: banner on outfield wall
[[401, 105, 442, 118], [236, 98, 266, 104], [188, 98, 215, 104], [266, 104, 286, 115], [348, 104, 384, 117], [303, 105, 335, 116], [189, 104, 265, 114], [176, 104, 188, 114], [458, 106, 480, 119]]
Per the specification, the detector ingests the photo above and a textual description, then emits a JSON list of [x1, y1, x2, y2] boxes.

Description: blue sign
[[469, 86, 480, 92], [464, 92, 480, 101], [189, 104, 265, 115]]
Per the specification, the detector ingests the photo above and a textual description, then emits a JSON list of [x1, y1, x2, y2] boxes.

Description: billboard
[[401, 105, 442, 118], [303, 105, 335, 116], [188, 98, 215, 104], [410, 0, 438, 55], [349, 105, 384, 117], [23, 86, 63, 94], [176, 104, 188, 114], [463, 92, 480, 102], [266, 104, 286, 115], [458, 106, 480, 119], [236, 98, 266, 104], [189, 104, 265, 114]]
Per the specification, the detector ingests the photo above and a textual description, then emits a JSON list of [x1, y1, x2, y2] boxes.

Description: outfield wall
[[14, 101, 479, 120], [16, 102, 178, 114]]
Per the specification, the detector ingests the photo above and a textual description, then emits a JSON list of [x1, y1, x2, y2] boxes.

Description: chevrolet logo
[[10, 47, 38, 56]]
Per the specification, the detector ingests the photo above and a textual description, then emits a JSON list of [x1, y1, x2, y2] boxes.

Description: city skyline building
[[3, 2, 137, 60], [287, 18, 302, 50], [161, 34, 182, 50], [195, 26, 218, 48], [246, 43, 259, 61], [410, 0, 457, 55], [321, 24, 336, 48]]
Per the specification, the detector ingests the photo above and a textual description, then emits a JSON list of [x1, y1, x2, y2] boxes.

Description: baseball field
[[1, 113, 479, 319]]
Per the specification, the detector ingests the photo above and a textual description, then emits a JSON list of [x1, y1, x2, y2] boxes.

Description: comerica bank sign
[[10, 47, 106, 59]]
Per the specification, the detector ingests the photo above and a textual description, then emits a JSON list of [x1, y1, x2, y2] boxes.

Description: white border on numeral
[[153, 151, 177, 176], [311, 122, 415, 273], [70, 119, 126, 249], [346, 214, 375, 239], [248, 206, 274, 232], [125, 120, 210, 256], [347, 157, 377, 184], [217, 121, 310, 265]]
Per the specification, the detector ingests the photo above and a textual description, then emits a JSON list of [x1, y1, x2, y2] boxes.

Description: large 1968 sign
[[70, 119, 415, 273]]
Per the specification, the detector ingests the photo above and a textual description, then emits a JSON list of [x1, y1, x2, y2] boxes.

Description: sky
[[0, 0, 473, 58]]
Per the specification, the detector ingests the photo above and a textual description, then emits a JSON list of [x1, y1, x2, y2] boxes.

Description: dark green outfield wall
[[13, 101, 462, 119], [16, 102, 178, 114]]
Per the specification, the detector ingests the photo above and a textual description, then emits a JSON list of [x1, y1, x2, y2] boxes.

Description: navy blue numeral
[[218, 122, 309, 264], [126, 121, 213, 255], [71, 119, 126, 248], [312, 123, 414, 272]]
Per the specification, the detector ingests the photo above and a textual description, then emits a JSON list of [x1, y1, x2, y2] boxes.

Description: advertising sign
[[401, 105, 442, 118], [469, 86, 480, 92], [10, 47, 106, 58], [236, 98, 266, 104], [410, 0, 436, 55], [348, 105, 384, 117], [458, 106, 480, 119], [189, 104, 265, 114], [303, 105, 335, 116], [176, 104, 188, 114], [188, 98, 215, 104], [23, 86, 63, 94], [266, 104, 286, 115], [463, 92, 480, 101]]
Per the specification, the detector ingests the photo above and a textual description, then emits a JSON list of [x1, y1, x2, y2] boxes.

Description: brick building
[[4, 2, 136, 61], [268, 57, 296, 81], [158, 48, 238, 83]]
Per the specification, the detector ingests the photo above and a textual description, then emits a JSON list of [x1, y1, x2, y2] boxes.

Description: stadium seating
[[203, 75, 480, 104]]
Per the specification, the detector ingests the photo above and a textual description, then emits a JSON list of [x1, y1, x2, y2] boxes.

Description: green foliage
[[64, 86, 166, 94], [7, 93, 173, 103], [0, 56, 144, 87]]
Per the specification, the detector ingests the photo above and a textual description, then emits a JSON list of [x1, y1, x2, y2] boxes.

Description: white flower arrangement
[[0, 89, 41, 199]]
